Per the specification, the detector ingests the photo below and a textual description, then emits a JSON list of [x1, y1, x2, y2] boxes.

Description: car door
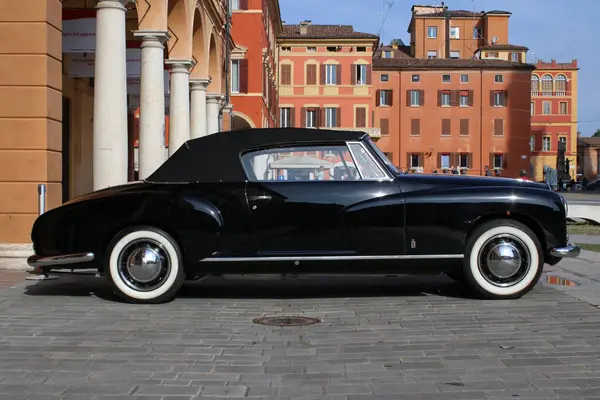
[[242, 141, 406, 258]]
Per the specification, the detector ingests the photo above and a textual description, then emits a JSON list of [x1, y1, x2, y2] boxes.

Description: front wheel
[[463, 219, 544, 299], [105, 226, 185, 304]]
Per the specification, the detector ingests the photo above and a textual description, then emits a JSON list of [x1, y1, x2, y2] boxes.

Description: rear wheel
[[105, 226, 185, 304], [463, 219, 543, 299]]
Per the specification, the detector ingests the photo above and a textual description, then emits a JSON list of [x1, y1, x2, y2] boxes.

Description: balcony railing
[[531, 91, 570, 97]]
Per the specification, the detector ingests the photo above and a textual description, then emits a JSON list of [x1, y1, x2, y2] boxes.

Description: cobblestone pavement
[[0, 270, 599, 399]]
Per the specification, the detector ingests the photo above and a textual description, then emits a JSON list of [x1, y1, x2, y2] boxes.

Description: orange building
[[230, 0, 282, 129], [529, 59, 579, 181], [277, 22, 380, 138], [373, 55, 535, 175]]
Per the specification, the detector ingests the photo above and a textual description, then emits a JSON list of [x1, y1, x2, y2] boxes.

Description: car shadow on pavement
[[21, 273, 477, 303]]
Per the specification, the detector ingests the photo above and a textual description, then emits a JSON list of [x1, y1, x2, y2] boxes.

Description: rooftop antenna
[[377, 0, 395, 39]]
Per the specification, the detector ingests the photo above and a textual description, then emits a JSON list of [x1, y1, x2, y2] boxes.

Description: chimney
[[299, 20, 311, 35]]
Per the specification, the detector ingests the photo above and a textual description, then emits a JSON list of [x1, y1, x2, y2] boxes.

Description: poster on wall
[[62, 13, 96, 53], [67, 49, 143, 77]]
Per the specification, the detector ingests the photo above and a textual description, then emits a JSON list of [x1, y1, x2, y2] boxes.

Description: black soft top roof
[[146, 128, 366, 183]]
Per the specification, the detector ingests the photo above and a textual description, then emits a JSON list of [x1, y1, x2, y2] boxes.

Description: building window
[[427, 50, 437, 59], [556, 74, 567, 95], [543, 101, 551, 115], [458, 154, 469, 169], [355, 107, 366, 128], [459, 92, 469, 107], [493, 119, 504, 136], [441, 119, 451, 136], [442, 74, 451, 83], [325, 107, 337, 127], [461, 74, 469, 83], [380, 118, 389, 136], [559, 101, 567, 115], [231, 0, 240, 9], [355, 64, 367, 85], [281, 46, 291, 51], [450, 51, 460, 59], [531, 102, 535, 115], [326, 46, 338, 52], [559, 136, 567, 147], [307, 46, 316, 52], [356, 46, 366, 52], [380, 74, 389, 82], [493, 91, 506, 107], [383, 51, 392, 58], [428, 26, 437, 38], [280, 108, 292, 127], [305, 109, 317, 128], [541, 74, 553, 95], [511, 52, 519, 62], [410, 154, 421, 168], [379, 90, 392, 106], [543, 136, 551, 151], [325, 64, 337, 85], [531, 75, 540, 95], [411, 119, 420, 136], [460, 119, 469, 136], [494, 74, 503, 83], [409, 90, 422, 106], [280, 64, 291, 85], [441, 91, 451, 106], [449, 27, 460, 39], [473, 27, 481, 38], [530, 135, 536, 152], [493, 154, 504, 169], [231, 60, 240, 93], [412, 74, 420, 82], [440, 154, 450, 169]]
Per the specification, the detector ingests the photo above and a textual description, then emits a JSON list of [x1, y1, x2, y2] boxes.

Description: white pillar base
[[190, 78, 210, 139], [206, 93, 224, 135], [166, 60, 195, 156], [93, 0, 129, 190], [133, 30, 170, 179]]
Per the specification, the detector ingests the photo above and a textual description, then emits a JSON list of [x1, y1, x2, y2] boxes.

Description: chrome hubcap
[[477, 234, 531, 287], [117, 239, 170, 292]]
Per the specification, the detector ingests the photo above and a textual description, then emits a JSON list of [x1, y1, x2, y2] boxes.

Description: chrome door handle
[[249, 195, 271, 201]]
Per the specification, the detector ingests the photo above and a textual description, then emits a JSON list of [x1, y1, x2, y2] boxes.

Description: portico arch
[[232, 112, 256, 131], [166, 0, 192, 59], [207, 31, 222, 93], [190, 5, 208, 78]]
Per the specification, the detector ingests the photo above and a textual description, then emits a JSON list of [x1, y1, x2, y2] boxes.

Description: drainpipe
[[219, 0, 232, 131]]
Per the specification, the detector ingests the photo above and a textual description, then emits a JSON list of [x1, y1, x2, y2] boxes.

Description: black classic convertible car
[[27, 128, 579, 303]]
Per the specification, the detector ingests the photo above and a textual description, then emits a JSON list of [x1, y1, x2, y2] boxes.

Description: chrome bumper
[[27, 252, 95, 268], [550, 244, 580, 258]]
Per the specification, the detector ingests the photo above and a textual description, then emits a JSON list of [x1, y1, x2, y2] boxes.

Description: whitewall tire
[[463, 220, 543, 299], [105, 226, 185, 303]]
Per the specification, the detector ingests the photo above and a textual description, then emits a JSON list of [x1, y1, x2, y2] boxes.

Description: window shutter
[[406, 152, 411, 168], [350, 65, 356, 85], [450, 152, 457, 167], [442, 118, 450, 135], [489, 153, 494, 169], [300, 107, 306, 128], [306, 64, 316, 85], [239, 0, 248, 9], [380, 118, 389, 136], [375, 90, 381, 106], [437, 152, 442, 168], [239, 59, 249, 93], [468, 90, 474, 106], [419, 90, 425, 106], [468, 153, 473, 169], [494, 119, 503, 136], [290, 107, 296, 127], [366, 64, 372, 85], [320, 107, 326, 127], [406, 90, 411, 106], [460, 119, 469, 135], [503, 90, 508, 107], [281, 64, 291, 85], [320, 64, 326, 85], [336, 107, 341, 127], [419, 152, 425, 167], [450, 90, 458, 106], [411, 118, 420, 135], [437, 90, 442, 107], [335, 64, 341, 85], [388, 90, 394, 106], [502, 154, 508, 169], [490, 90, 495, 107], [356, 107, 366, 128]]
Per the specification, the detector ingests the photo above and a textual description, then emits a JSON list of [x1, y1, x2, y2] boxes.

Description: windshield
[[363, 137, 400, 175]]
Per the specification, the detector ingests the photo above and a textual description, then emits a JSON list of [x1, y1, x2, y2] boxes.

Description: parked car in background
[[27, 128, 580, 303]]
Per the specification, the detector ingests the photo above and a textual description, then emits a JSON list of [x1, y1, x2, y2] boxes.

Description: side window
[[347, 143, 388, 180], [241, 144, 361, 181]]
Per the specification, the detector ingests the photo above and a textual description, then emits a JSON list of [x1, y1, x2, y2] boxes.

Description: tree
[[593, 129, 600, 137]]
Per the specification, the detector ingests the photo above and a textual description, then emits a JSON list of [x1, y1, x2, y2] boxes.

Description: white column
[[93, 0, 128, 190], [166, 60, 194, 156], [133, 30, 170, 179], [206, 94, 223, 135], [190, 78, 210, 139]]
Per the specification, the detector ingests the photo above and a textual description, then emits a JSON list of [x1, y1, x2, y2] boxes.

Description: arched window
[[531, 75, 540, 95], [555, 74, 567, 95], [541, 74, 553, 95]]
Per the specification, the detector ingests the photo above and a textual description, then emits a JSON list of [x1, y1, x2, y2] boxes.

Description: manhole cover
[[253, 316, 321, 327], [545, 275, 579, 287]]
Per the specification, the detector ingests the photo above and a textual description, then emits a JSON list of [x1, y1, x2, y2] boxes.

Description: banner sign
[[62, 11, 96, 53]]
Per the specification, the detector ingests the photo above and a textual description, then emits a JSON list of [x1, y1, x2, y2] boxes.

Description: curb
[[0, 244, 32, 271]]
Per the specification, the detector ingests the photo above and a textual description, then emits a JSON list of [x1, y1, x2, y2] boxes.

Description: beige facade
[[0, 0, 231, 244]]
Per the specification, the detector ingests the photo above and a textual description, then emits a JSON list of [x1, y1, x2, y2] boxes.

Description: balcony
[[327, 127, 381, 138]]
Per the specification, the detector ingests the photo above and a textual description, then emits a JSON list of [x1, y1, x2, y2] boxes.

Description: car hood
[[397, 174, 550, 192]]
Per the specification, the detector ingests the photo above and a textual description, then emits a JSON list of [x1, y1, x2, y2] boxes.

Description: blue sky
[[279, 0, 598, 136]]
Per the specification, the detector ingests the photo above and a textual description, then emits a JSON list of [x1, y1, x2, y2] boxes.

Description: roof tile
[[280, 24, 379, 39]]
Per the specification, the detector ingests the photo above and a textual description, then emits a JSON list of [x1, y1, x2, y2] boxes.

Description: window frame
[[231, 59, 240, 93]]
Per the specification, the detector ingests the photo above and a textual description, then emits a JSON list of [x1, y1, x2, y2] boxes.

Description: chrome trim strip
[[550, 244, 580, 258], [201, 254, 464, 262], [27, 252, 95, 268], [346, 141, 394, 182]]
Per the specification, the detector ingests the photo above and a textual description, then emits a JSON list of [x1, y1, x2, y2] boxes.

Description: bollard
[[38, 183, 46, 215], [26, 183, 58, 281]]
